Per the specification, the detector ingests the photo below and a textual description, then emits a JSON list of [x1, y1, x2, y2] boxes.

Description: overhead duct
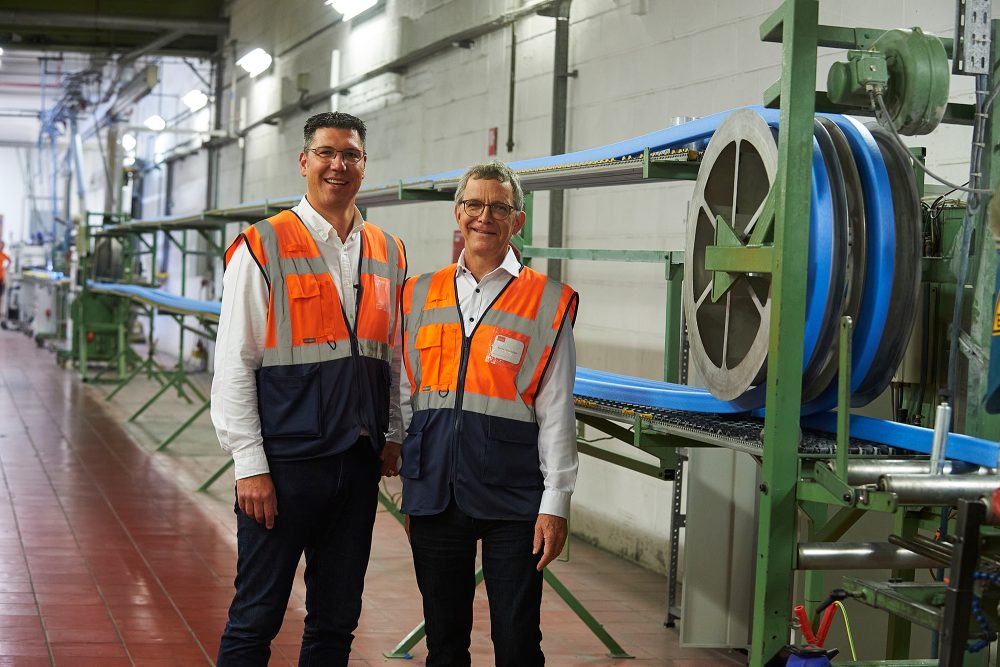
[[107, 64, 158, 121]]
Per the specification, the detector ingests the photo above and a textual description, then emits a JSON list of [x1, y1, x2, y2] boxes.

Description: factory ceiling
[[0, 1, 227, 57]]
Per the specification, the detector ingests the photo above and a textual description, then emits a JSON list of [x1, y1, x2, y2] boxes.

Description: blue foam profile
[[88, 281, 221, 317], [574, 367, 1000, 468]]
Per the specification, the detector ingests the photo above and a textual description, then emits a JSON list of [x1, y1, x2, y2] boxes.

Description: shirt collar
[[455, 246, 523, 280], [294, 196, 365, 243]]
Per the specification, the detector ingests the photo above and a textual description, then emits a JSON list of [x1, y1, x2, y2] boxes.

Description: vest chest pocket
[[414, 323, 460, 391], [286, 273, 330, 345], [483, 417, 543, 489], [257, 364, 322, 438]]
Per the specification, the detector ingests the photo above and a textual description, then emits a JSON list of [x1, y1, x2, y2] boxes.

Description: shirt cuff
[[538, 490, 572, 519], [232, 446, 270, 480]]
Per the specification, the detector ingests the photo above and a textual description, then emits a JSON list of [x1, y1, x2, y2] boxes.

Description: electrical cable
[[870, 92, 993, 196], [833, 601, 857, 661]]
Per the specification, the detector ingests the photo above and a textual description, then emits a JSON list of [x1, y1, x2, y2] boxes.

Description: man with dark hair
[[399, 160, 579, 666], [212, 111, 406, 666]]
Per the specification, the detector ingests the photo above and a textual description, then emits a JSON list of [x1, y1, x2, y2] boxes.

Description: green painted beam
[[398, 183, 454, 202], [642, 148, 701, 181], [750, 1, 817, 664], [520, 246, 672, 263]]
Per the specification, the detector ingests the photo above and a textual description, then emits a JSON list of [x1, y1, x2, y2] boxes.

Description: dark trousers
[[217, 439, 380, 667], [409, 498, 544, 667]]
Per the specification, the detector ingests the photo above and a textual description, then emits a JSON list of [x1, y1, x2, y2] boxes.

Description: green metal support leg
[[155, 399, 210, 451], [542, 568, 634, 659], [197, 459, 233, 492], [106, 354, 170, 401]]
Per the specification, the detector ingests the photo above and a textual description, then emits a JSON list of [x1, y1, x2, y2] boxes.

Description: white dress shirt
[[211, 196, 403, 479], [400, 248, 578, 518]]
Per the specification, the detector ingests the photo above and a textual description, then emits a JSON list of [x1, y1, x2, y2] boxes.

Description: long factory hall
[[4, 0, 1000, 665]]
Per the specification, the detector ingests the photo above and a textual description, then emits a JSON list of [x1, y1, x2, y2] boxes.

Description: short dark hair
[[303, 112, 367, 151], [454, 160, 524, 211]]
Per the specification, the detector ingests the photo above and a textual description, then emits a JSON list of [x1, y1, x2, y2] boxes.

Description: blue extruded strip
[[575, 367, 1000, 468], [803, 116, 895, 414], [88, 281, 221, 317], [801, 412, 1000, 469], [802, 132, 835, 374]]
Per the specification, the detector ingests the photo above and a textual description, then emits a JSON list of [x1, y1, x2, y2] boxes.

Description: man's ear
[[511, 210, 527, 236]]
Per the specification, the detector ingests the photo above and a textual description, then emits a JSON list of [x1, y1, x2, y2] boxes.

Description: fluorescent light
[[144, 115, 166, 132], [325, 0, 377, 21], [182, 89, 209, 112], [121, 133, 137, 151], [236, 48, 272, 78]]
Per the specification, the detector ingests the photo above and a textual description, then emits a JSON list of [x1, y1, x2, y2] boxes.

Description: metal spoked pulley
[[683, 109, 922, 413]]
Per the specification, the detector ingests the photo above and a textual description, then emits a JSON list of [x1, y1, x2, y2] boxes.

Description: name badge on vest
[[487, 333, 525, 366]]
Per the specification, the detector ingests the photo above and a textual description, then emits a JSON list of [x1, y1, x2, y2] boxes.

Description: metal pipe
[[547, 0, 571, 281], [930, 402, 951, 474], [505, 22, 517, 153], [0, 11, 227, 35], [846, 459, 980, 485], [879, 474, 1000, 505], [888, 534, 951, 564], [796, 542, 941, 570]]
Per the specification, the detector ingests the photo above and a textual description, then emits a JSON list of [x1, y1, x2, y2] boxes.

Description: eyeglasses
[[307, 147, 366, 165], [459, 199, 517, 220]]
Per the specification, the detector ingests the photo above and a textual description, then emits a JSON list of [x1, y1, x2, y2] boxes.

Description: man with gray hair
[[398, 160, 579, 666]]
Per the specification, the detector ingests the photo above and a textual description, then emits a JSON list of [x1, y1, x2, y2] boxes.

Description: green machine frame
[[742, 2, 1000, 665]]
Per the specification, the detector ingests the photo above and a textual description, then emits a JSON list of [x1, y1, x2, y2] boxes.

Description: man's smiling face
[[455, 177, 525, 267], [299, 127, 366, 213]]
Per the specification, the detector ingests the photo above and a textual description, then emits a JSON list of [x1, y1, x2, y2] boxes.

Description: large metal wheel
[[684, 110, 778, 401]]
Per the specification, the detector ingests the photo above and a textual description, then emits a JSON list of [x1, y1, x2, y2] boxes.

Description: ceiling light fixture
[[236, 48, 272, 78], [121, 133, 137, 151], [325, 0, 377, 21], [144, 115, 166, 132], [182, 89, 209, 112]]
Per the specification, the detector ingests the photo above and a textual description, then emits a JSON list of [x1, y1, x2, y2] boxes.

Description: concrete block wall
[[111, 0, 976, 574]]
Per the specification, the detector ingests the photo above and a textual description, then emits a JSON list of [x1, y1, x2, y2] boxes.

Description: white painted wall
[[0, 147, 29, 245], [4, 0, 973, 575]]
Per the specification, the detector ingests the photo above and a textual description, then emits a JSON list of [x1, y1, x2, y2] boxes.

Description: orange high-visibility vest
[[226, 209, 406, 459], [399, 263, 577, 520]]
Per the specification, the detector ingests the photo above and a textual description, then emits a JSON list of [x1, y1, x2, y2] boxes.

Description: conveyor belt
[[575, 395, 901, 458], [574, 368, 1000, 468]]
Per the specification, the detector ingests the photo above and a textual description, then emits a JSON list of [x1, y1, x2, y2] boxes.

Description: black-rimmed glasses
[[307, 147, 366, 165], [459, 199, 517, 220]]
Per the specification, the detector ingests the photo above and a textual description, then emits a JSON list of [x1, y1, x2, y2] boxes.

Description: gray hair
[[454, 161, 524, 211]]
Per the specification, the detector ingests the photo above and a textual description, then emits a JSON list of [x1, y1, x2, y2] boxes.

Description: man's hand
[[532, 513, 568, 571], [382, 441, 401, 477], [236, 473, 278, 529]]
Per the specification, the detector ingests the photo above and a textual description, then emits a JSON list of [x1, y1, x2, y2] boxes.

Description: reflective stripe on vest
[[402, 263, 578, 423], [225, 210, 406, 368]]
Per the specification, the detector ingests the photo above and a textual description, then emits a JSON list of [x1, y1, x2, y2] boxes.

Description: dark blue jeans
[[217, 439, 380, 667], [409, 498, 544, 667]]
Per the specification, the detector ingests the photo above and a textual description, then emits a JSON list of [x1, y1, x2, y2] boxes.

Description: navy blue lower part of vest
[[256, 354, 390, 461], [400, 407, 543, 521]]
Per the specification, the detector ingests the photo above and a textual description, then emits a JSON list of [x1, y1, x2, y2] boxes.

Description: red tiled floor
[[0, 330, 746, 666]]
